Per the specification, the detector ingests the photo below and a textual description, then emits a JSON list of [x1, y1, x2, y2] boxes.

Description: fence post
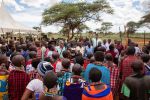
[[144, 31, 145, 46]]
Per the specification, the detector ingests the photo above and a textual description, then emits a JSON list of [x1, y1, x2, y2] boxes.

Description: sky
[[0, 0, 150, 33]]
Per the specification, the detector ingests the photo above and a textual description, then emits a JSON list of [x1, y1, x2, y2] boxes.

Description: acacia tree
[[100, 22, 113, 35], [126, 21, 141, 34], [139, 1, 150, 28], [42, 0, 113, 40]]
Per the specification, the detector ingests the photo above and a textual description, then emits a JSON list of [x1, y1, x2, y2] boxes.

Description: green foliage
[[126, 21, 141, 34], [98, 22, 113, 34], [139, 1, 150, 28], [42, 0, 113, 40]]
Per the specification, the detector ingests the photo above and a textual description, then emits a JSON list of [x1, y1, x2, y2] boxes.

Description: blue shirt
[[84, 63, 110, 85]]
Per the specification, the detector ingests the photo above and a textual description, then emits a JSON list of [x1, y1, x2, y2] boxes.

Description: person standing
[[82, 68, 113, 100], [84, 51, 110, 85], [120, 46, 138, 83], [8, 55, 30, 100], [21, 61, 54, 100], [104, 53, 120, 100], [121, 60, 150, 100], [92, 34, 102, 48], [55, 40, 66, 58], [0, 55, 9, 100], [141, 54, 150, 75]]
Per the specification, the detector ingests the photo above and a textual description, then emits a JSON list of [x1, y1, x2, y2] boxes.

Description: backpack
[[57, 72, 71, 95]]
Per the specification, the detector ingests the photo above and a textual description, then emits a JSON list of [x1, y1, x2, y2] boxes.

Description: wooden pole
[[119, 27, 122, 44], [144, 31, 146, 45]]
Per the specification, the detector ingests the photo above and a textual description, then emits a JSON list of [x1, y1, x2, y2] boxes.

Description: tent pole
[[1, 28, 4, 38]]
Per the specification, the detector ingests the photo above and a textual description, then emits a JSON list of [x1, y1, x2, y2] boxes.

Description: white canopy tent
[[0, 1, 37, 34]]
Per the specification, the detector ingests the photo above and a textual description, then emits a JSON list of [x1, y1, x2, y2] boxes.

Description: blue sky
[[0, 0, 149, 32]]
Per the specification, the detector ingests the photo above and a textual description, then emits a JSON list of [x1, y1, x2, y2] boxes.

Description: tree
[[126, 21, 140, 34], [42, 0, 113, 40], [33, 26, 41, 32], [100, 22, 113, 35], [139, 1, 150, 28]]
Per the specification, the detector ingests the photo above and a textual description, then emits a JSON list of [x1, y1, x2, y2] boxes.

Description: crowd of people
[[0, 34, 150, 100]]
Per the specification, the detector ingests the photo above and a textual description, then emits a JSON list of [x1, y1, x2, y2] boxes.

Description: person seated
[[57, 59, 72, 95], [21, 61, 54, 100], [63, 64, 85, 100], [39, 71, 67, 100], [82, 68, 113, 100], [121, 60, 150, 100]]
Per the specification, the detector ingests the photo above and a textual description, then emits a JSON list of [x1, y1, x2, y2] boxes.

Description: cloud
[[20, 0, 60, 8], [0, 0, 24, 11], [11, 12, 42, 24]]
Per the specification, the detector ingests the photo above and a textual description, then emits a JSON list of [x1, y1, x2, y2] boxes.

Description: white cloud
[[42, 25, 62, 33], [11, 12, 42, 24], [0, 0, 24, 11], [20, 0, 60, 8]]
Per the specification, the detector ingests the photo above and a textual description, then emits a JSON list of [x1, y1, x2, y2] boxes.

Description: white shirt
[[114, 48, 119, 58], [26, 79, 43, 93], [92, 38, 102, 47], [75, 46, 85, 55], [135, 47, 141, 55], [55, 61, 74, 72], [106, 42, 112, 51], [101, 44, 107, 49]]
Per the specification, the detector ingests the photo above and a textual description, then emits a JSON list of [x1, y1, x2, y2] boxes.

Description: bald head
[[12, 55, 25, 67], [72, 64, 82, 76]]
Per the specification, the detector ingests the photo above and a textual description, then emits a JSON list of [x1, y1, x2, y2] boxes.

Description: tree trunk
[[69, 28, 74, 40]]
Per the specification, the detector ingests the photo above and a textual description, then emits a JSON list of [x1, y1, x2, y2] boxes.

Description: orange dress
[[82, 84, 113, 100]]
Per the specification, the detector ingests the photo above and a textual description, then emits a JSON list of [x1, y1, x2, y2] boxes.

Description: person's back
[[22, 61, 54, 100], [84, 51, 110, 85], [63, 64, 85, 100], [122, 74, 150, 100], [8, 70, 30, 100], [82, 68, 113, 100], [0, 55, 9, 100], [121, 60, 150, 100], [104, 53, 120, 98], [82, 84, 113, 100], [57, 59, 72, 95], [121, 46, 137, 82], [8, 55, 30, 100], [85, 63, 110, 85], [39, 71, 66, 100]]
